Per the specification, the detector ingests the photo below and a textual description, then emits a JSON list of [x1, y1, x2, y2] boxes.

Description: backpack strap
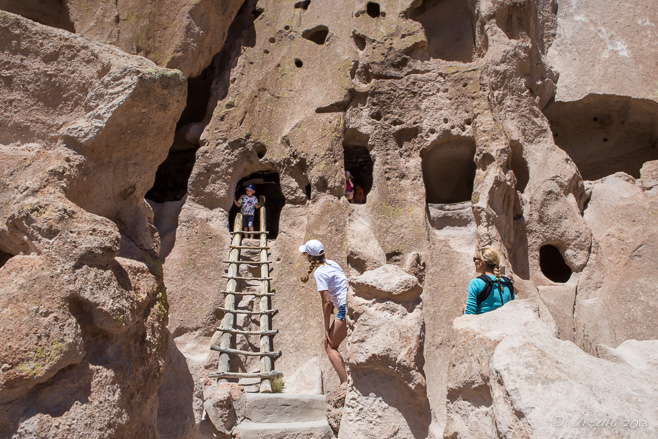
[[475, 275, 494, 314], [476, 275, 515, 314]]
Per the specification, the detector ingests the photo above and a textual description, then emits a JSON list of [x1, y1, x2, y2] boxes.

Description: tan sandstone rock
[[445, 300, 658, 438], [340, 264, 430, 438], [0, 10, 185, 438], [547, 0, 658, 102]]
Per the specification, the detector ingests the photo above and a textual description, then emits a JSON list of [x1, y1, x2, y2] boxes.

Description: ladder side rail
[[217, 212, 243, 381], [259, 206, 274, 393]]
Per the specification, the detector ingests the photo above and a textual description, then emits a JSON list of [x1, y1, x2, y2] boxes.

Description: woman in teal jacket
[[464, 247, 514, 314]]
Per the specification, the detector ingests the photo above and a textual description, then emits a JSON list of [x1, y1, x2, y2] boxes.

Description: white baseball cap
[[299, 239, 325, 257]]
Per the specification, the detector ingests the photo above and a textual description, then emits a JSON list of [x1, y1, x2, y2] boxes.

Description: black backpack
[[476, 275, 515, 314]]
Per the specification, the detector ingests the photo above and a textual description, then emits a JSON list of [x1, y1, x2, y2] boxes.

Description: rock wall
[[0, 10, 186, 439], [1, 0, 657, 438]]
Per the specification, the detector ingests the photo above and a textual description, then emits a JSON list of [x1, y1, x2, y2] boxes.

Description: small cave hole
[[254, 143, 267, 159], [385, 250, 402, 264], [370, 112, 382, 121], [366, 2, 381, 18], [228, 171, 286, 239], [302, 26, 329, 45], [0, 249, 15, 268], [408, 0, 476, 62], [252, 8, 263, 19], [422, 138, 476, 204], [294, 0, 311, 10], [343, 138, 373, 204], [294, 58, 303, 68], [269, 37, 276, 43], [539, 244, 572, 283], [305, 184, 311, 200], [353, 33, 366, 51], [284, 25, 291, 31], [510, 141, 529, 193]]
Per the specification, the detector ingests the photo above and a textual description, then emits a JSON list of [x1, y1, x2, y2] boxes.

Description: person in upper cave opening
[[463, 247, 515, 315], [345, 171, 354, 202], [299, 239, 348, 384], [234, 185, 265, 240]]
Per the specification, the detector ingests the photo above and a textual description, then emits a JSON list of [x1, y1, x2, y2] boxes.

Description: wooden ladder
[[210, 207, 281, 392]]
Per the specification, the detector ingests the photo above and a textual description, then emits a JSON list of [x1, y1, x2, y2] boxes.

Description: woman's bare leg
[[324, 319, 348, 383]]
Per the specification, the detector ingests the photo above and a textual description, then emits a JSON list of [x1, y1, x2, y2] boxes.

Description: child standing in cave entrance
[[234, 185, 265, 240]]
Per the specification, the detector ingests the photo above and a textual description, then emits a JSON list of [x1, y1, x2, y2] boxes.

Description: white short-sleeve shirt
[[313, 260, 347, 308]]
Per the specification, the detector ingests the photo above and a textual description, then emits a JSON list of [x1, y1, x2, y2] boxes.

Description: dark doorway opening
[[422, 138, 476, 204], [408, 0, 476, 62], [228, 171, 285, 239], [510, 140, 529, 193], [539, 244, 572, 283], [0, 249, 14, 268], [343, 144, 373, 203]]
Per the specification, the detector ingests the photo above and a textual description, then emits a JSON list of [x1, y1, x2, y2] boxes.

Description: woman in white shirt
[[299, 239, 348, 383]]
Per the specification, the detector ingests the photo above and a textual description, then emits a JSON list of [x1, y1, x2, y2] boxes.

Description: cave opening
[[539, 244, 572, 283], [145, 70, 210, 203], [0, 0, 74, 32], [422, 138, 476, 204], [544, 95, 658, 181], [146, 0, 260, 204], [366, 2, 381, 18], [228, 171, 285, 239], [302, 26, 329, 45], [294, 0, 311, 10], [343, 136, 373, 203], [0, 249, 14, 269], [510, 140, 529, 193], [408, 0, 476, 62]]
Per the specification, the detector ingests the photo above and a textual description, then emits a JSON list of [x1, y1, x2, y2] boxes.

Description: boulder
[[63, 0, 244, 77], [577, 173, 658, 351], [445, 299, 658, 438], [340, 265, 430, 438], [349, 264, 422, 302]]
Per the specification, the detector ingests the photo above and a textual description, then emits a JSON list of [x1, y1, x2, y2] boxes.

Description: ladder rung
[[210, 370, 282, 379], [229, 245, 270, 249], [223, 275, 272, 281], [223, 260, 273, 264], [217, 307, 277, 315], [218, 291, 275, 296], [230, 231, 269, 235], [217, 327, 278, 336], [210, 346, 281, 357]]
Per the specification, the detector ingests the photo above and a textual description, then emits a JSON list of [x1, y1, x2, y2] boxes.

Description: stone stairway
[[233, 393, 333, 439]]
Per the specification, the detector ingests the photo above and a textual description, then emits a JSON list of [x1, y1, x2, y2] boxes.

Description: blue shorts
[[242, 214, 255, 228], [336, 304, 346, 321]]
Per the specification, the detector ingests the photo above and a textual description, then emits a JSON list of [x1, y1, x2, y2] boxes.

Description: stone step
[[233, 420, 333, 439], [242, 393, 327, 423]]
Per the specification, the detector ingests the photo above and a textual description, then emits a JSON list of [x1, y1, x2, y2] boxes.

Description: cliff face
[[0, 0, 657, 438]]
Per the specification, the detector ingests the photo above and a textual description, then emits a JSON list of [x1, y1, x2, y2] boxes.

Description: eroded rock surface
[[0, 10, 185, 438], [340, 265, 430, 438], [445, 300, 658, 438], [1, 0, 658, 437]]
